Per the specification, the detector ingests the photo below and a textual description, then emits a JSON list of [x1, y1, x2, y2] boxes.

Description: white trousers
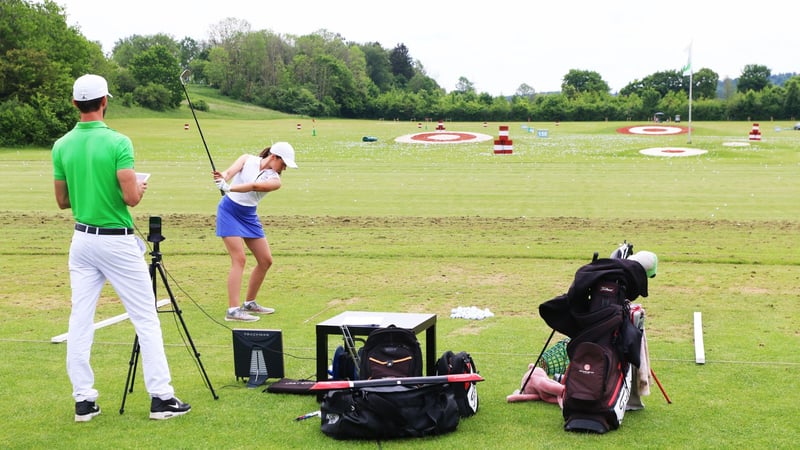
[[67, 231, 174, 402]]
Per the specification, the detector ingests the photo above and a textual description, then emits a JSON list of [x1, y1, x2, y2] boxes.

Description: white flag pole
[[686, 43, 693, 144]]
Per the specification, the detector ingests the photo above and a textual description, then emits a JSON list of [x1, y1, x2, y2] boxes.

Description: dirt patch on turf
[[7, 212, 800, 234], [8, 212, 800, 240], [326, 297, 366, 308], [5, 212, 799, 267]]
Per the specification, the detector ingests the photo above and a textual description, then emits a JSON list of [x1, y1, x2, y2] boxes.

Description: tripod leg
[[120, 335, 140, 414], [156, 262, 219, 400]]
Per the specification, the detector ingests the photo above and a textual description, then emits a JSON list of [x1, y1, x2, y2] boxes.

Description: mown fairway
[[1, 98, 798, 448]]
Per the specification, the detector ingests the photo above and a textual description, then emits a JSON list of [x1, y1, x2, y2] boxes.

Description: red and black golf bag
[[539, 256, 648, 433]]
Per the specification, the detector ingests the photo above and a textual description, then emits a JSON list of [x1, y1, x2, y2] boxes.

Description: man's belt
[[75, 223, 134, 235]]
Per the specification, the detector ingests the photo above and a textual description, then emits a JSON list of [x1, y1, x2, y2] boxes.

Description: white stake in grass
[[694, 311, 705, 364], [51, 299, 171, 343]]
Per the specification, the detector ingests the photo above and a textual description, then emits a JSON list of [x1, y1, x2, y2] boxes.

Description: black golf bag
[[539, 253, 648, 433]]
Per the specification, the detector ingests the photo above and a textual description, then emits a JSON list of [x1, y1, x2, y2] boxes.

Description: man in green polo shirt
[[52, 74, 190, 422]]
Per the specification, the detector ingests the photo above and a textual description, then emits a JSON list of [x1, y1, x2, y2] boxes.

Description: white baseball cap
[[629, 251, 658, 278], [73, 74, 112, 101], [270, 142, 298, 168]]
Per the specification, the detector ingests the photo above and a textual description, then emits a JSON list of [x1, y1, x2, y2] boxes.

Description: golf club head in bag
[[610, 241, 633, 259], [610, 241, 658, 278]]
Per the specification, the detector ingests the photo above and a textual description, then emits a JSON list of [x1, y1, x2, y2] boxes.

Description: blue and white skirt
[[216, 196, 265, 238]]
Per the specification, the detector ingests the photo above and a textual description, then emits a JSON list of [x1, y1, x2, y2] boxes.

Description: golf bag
[[320, 383, 459, 439], [539, 255, 648, 433], [436, 351, 479, 417], [330, 325, 365, 380], [331, 343, 364, 380], [359, 325, 423, 379]]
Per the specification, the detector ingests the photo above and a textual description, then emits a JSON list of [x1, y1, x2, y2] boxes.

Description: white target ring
[[395, 131, 493, 144], [626, 126, 685, 135], [640, 147, 708, 157]]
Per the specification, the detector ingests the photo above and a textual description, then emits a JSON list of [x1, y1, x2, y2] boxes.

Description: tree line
[[2, 0, 799, 146]]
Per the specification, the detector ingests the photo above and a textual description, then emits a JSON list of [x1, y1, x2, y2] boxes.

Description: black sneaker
[[75, 400, 101, 422], [149, 397, 191, 420]]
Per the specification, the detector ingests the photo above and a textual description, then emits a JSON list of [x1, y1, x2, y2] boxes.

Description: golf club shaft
[[519, 328, 556, 394], [310, 373, 484, 391], [650, 367, 672, 404], [179, 72, 215, 171], [179, 70, 225, 195]]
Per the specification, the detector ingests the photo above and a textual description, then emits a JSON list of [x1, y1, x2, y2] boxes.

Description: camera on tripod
[[121, 214, 218, 413], [148, 216, 165, 243]]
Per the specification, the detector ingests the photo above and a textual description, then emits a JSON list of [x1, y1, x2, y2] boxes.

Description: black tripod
[[120, 217, 218, 414]]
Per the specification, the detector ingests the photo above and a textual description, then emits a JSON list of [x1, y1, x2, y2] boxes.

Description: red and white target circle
[[395, 131, 493, 144], [640, 147, 707, 157], [617, 125, 688, 135]]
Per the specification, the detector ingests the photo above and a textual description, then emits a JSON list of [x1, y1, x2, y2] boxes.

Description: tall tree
[[208, 17, 251, 46], [783, 76, 800, 120], [561, 70, 610, 98], [737, 64, 771, 93], [0, 0, 106, 145], [720, 76, 736, 100], [689, 67, 719, 99], [455, 76, 475, 94], [407, 71, 441, 94], [204, 46, 231, 91], [111, 33, 180, 68], [177, 36, 202, 69], [759, 84, 784, 119], [128, 45, 183, 109], [515, 83, 536, 99], [389, 44, 414, 86], [361, 42, 393, 92], [620, 70, 684, 98], [288, 31, 369, 116]]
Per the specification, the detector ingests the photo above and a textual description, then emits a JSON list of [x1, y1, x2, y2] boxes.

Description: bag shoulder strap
[[436, 350, 455, 374]]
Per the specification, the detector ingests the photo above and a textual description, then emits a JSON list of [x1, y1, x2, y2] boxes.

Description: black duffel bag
[[320, 383, 459, 439]]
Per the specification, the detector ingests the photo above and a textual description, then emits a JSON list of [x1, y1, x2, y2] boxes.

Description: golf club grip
[[185, 98, 223, 197]]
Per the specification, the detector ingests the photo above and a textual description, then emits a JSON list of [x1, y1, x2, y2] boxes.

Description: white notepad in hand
[[136, 173, 150, 182]]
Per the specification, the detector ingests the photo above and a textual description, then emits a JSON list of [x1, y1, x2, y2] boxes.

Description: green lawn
[[1, 100, 798, 448]]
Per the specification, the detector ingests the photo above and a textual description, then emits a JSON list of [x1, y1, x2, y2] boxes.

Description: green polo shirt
[[52, 121, 135, 228]]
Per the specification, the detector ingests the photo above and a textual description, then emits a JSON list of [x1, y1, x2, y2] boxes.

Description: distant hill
[[770, 72, 798, 86], [109, 85, 294, 120], [716, 72, 797, 97]]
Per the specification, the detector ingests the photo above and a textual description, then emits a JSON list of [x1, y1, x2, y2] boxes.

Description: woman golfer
[[212, 142, 298, 321]]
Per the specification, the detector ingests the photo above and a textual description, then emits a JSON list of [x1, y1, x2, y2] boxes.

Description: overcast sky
[[57, 0, 797, 95]]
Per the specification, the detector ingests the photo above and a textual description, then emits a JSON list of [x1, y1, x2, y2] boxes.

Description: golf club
[[309, 373, 485, 391], [519, 328, 555, 394], [650, 367, 672, 404], [179, 69, 223, 195]]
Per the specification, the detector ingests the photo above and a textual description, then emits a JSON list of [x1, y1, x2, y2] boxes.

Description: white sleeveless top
[[227, 155, 279, 207]]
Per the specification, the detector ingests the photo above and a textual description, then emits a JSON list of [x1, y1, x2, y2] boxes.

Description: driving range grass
[[1, 95, 799, 448]]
